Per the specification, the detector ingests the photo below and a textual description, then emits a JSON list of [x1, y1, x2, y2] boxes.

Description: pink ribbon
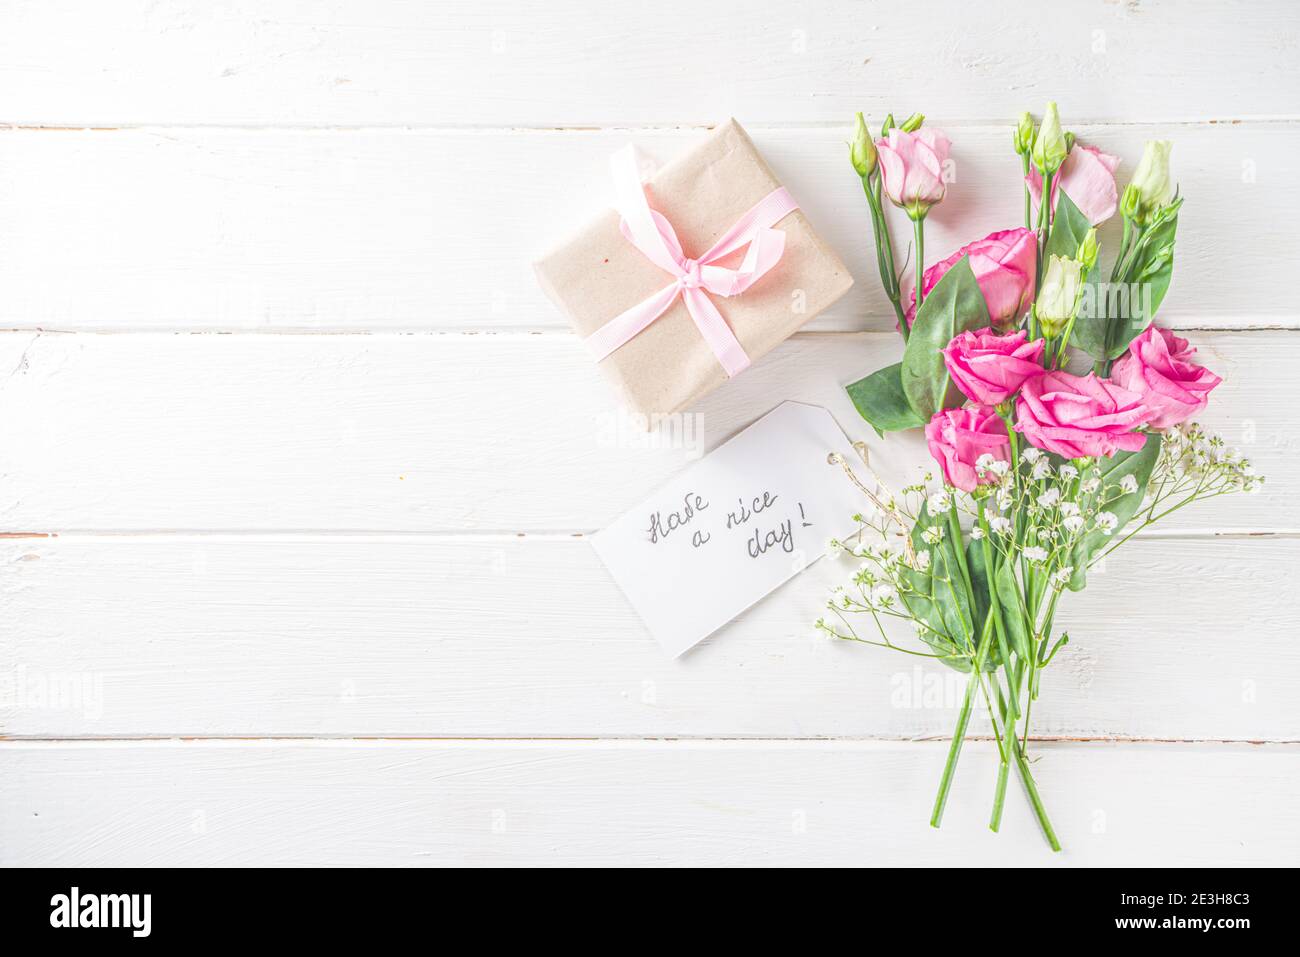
[[583, 145, 799, 377]]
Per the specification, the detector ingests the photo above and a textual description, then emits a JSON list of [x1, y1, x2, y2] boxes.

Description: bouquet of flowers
[[818, 103, 1263, 850]]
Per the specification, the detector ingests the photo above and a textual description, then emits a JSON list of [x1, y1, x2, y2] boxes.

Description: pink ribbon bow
[[583, 146, 799, 377]]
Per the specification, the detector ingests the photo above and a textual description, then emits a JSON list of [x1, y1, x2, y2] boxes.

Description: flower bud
[[850, 112, 877, 177], [1031, 101, 1069, 176], [899, 112, 924, 133], [1077, 228, 1099, 272], [876, 128, 952, 220], [1120, 182, 1141, 220], [880, 113, 896, 137], [1013, 111, 1034, 156], [1127, 140, 1175, 224], [1035, 254, 1084, 336]]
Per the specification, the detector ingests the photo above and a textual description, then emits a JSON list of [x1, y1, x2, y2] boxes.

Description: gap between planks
[[4, 118, 1300, 134], [6, 322, 1300, 335], [1, 529, 1296, 541], [1, 736, 1296, 748]]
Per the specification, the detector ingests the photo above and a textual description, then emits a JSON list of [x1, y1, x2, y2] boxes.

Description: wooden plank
[[0, 330, 1288, 532], [0, 124, 1295, 332], [2, 739, 1295, 866], [2, 2, 1296, 127], [1, 534, 1295, 740]]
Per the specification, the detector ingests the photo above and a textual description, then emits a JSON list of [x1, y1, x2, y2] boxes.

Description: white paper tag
[[591, 401, 865, 658]]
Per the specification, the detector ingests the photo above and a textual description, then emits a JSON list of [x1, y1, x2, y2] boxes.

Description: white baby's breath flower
[[1081, 477, 1101, 494], [1032, 459, 1053, 481], [927, 489, 951, 515], [826, 538, 844, 558], [870, 584, 897, 607], [988, 458, 1011, 478], [1037, 488, 1061, 509], [1051, 566, 1074, 588], [974, 453, 996, 476], [1060, 502, 1080, 518], [1062, 514, 1085, 534], [996, 488, 1014, 511], [1120, 474, 1139, 494], [1022, 447, 1043, 464], [1095, 511, 1118, 535], [922, 524, 946, 545], [989, 516, 1013, 536], [1024, 546, 1049, 563], [1059, 464, 1079, 480], [971, 525, 986, 540]]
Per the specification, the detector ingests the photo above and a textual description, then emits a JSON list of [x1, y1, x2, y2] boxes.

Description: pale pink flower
[[876, 128, 951, 219], [905, 228, 1037, 328], [1026, 144, 1121, 227]]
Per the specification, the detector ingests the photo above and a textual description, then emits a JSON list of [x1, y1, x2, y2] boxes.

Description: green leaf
[[994, 559, 1031, 659], [1067, 433, 1163, 590], [1081, 200, 1182, 362], [930, 538, 974, 653], [969, 530, 1030, 662], [898, 505, 980, 673], [901, 256, 990, 420], [1104, 201, 1180, 358], [1044, 189, 1091, 262], [845, 362, 926, 438]]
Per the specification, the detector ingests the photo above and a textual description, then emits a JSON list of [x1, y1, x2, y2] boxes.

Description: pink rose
[[942, 327, 1047, 406], [1111, 325, 1222, 429], [1015, 371, 1149, 459], [875, 128, 951, 218], [904, 228, 1037, 329], [1026, 144, 1121, 227], [924, 405, 1011, 493]]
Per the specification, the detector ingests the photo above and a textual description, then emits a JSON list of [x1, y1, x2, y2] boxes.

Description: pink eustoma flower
[[1026, 144, 1121, 227], [1111, 325, 1222, 429], [904, 228, 1037, 329], [1015, 371, 1149, 459], [942, 327, 1047, 406], [875, 128, 951, 219], [924, 405, 1011, 493]]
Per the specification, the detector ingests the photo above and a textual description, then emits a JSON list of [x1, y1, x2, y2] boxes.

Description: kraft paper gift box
[[534, 118, 854, 418]]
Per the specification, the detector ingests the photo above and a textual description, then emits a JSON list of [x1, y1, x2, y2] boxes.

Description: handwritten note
[[592, 402, 864, 658]]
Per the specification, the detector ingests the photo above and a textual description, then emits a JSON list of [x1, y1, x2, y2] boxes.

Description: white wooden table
[[2, 0, 1298, 866]]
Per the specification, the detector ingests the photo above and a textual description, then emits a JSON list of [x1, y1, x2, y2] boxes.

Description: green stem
[[979, 505, 1022, 832], [946, 504, 973, 599], [913, 216, 926, 315], [1109, 217, 1133, 283], [989, 666, 1060, 851], [1021, 154, 1031, 230], [989, 668, 1020, 831], [1012, 726, 1061, 851], [863, 178, 909, 337], [930, 611, 994, 829], [1099, 220, 1146, 369], [1035, 170, 1054, 289]]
